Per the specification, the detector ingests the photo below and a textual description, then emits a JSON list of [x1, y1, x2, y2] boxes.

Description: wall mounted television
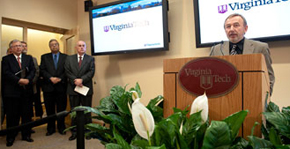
[[194, 0, 290, 47], [89, 0, 169, 56]]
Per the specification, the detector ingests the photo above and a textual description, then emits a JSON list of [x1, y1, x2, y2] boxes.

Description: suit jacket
[[64, 54, 95, 96], [2, 54, 35, 97], [210, 39, 275, 95], [40, 52, 67, 93]]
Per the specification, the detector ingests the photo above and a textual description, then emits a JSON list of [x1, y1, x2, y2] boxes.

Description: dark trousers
[[69, 94, 92, 133], [5, 96, 32, 141], [1, 97, 5, 125], [43, 91, 67, 133], [32, 82, 43, 117]]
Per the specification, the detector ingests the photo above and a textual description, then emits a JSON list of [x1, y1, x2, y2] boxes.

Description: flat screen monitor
[[89, 0, 169, 55], [194, 0, 290, 47]]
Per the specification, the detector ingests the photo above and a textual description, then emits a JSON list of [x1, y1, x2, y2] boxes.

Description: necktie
[[53, 54, 58, 69], [17, 56, 21, 69], [230, 45, 237, 55], [79, 56, 82, 67]]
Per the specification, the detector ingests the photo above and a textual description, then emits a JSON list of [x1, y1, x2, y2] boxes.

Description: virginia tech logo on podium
[[178, 57, 239, 98]]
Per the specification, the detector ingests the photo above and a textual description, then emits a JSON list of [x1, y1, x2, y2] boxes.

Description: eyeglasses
[[12, 45, 23, 48], [49, 43, 59, 46]]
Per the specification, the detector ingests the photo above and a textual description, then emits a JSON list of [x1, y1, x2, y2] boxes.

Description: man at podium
[[209, 13, 275, 95]]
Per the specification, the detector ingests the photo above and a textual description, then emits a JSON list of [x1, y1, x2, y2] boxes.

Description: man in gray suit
[[64, 40, 95, 141], [210, 13, 275, 95]]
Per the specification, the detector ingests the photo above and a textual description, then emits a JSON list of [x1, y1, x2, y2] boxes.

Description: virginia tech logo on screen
[[218, 5, 228, 13], [178, 57, 239, 98], [103, 20, 149, 32], [218, 0, 288, 13]]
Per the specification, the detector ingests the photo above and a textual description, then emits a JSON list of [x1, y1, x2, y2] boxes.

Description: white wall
[[1, 0, 289, 110], [77, 0, 290, 109], [0, 0, 77, 29], [0, 0, 78, 57]]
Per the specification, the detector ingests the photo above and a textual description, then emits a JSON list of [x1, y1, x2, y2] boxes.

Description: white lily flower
[[190, 93, 208, 124], [132, 98, 155, 140], [130, 91, 139, 101]]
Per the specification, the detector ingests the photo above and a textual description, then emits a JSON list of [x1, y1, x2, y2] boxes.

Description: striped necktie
[[230, 45, 237, 55], [17, 56, 21, 69]]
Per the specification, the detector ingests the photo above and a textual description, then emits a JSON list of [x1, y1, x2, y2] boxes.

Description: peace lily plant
[[130, 91, 155, 145], [72, 83, 290, 149]]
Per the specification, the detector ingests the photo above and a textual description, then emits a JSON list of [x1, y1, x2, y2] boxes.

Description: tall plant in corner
[[257, 93, 290, 148]]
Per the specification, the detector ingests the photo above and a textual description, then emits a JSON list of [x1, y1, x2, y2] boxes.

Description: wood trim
[[2, 17, 68, 34], [163, 73, 176, 118]]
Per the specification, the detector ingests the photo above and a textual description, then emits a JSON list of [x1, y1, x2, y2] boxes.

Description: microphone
[[219, 41, 224, 56]]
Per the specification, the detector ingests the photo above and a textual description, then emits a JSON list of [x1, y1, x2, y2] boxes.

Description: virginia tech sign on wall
[[178, 57, 239, 98]]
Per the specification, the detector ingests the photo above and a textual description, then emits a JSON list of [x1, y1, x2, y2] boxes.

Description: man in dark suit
[[210, 13, 275, 95], [64, 40, 95, 141], [40, 39, 67, 136], [2, 39, 35, 146]]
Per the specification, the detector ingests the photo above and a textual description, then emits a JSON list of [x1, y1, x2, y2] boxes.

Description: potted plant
[[71, 83, 290, 149]]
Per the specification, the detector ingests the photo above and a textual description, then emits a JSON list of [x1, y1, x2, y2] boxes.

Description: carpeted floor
[[0, 124, 105, 149]]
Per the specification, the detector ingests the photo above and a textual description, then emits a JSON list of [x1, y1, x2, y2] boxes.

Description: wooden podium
[[163, 54, 270, 138]]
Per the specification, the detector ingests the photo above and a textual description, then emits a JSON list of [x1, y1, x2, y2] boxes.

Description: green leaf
[[165, 112, 184, 126], [183, 111, 203, 146], [268, 127, 283, 146], [110, 85, 126, 99], [282, 106, 290, 116], [248, 136, 273, 149], [275, 145, 290, 149], [173, 106, 189, 116], [230, 137, 250, 149], [97, 96, 118, 113], [223, 110, 248, 140], [194, 123, 208, 148], [176, 129, 190, 149], [263, 112, 290, 138], [85, 123, 111, 142], [151, 114, 182, 148], [131, 139, 149, 149], [266, 101, 280, 112], [112, 91, 132, 115], [202, 121, 232, 149], [107, 113, 135, 135], [146, 144, 166, 149], [261, 123, 270, 140], [147, 95, 164, 123], [105, 143, 123, 149], [113, 126, 131, 149], [134, 82, 142, 98], [151, 125, 163, 146]]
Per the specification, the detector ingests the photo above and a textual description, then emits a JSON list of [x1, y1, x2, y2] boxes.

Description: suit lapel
[[222, 41, 230, 55], [47, 54, 55, 70], [57, 53, 64, 70], [243, 39, 254, 54], [11, 55, 21, 70], [21, 55, 27, 69], [73, 54, 80, 70], [80, 55, 88, 68]]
